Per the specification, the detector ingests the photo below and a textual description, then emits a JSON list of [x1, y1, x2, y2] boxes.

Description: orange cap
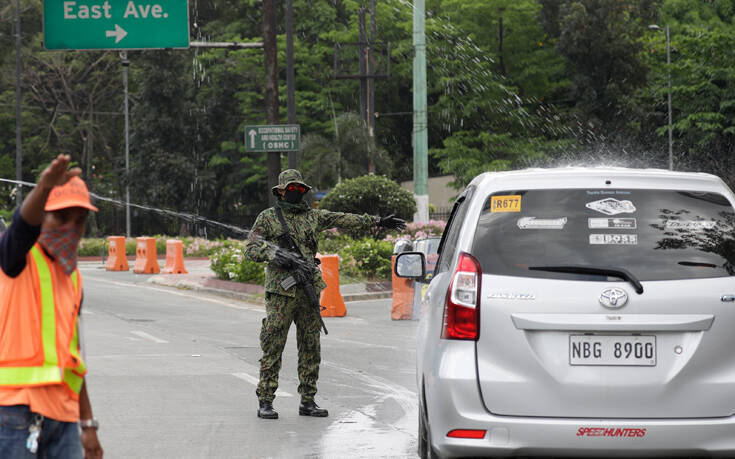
[[44, 177, 99, 212]]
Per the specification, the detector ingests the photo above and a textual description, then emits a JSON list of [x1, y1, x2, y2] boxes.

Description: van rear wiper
[[528, 265, 644, 294], [678, 261, 717, 268]]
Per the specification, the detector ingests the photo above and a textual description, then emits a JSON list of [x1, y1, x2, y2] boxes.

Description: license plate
[[569, 334, 656, 366]]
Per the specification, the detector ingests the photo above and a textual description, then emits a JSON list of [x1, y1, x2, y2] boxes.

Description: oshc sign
[[44, 0, 189, 50], [245, 125, 301, 152]]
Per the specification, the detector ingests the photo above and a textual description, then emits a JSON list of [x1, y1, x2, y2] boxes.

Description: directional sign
[[244, 125, 301, 152], [43, 0, 189, 50]]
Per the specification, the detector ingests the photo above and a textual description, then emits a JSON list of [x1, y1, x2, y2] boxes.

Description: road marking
[[325, 337, 399, 350], [81, 274, 264, 312], [231, 372, 294, 398], [130, 330, 169, 343]]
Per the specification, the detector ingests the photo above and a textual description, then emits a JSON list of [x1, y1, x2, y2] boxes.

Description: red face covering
[[38, 225, 83, 275]]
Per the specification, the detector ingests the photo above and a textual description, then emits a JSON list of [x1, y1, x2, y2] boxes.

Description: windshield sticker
[[589, 234, 638, 245], [585, 190, 632, 196], [586, 198, 636, 216], [517, 217, 567, 230], [588, 218, 637, 229], [491, 195, 522, 213], [664, 220, 716, 231], [486, 292, 536, 300]]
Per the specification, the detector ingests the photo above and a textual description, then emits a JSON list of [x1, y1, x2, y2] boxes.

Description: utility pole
[[121, 52, 131, 237], [15, 0, 22, 205], [264, 0, 280, 206], [648, 24, 674, 170], [333, 1, 389, 175], [367, 0, 376, 174], [286, 0, 297, 169], [413, 0, 429, 222], [666, 24, 673, 171], [358, 4, 377, 174]]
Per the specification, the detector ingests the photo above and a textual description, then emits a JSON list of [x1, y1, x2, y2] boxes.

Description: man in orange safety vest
[[0, 154, 103, 458]]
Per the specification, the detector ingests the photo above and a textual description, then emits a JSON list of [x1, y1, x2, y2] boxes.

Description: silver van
[[396, 168, 735, 458]]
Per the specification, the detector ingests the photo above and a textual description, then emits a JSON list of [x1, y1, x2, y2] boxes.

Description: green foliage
[[317, 231, 355, 255], [5, 0, 735, 228], [319, 175, 416, 222], [77, 236, 242, 257], [77, 238, 109, 257], [338, 238, 394, 280], [210, 245, 266, 284]]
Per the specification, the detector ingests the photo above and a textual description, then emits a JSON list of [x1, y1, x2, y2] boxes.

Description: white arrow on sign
[[106, 24, 128, 44], [248, 130, 257, 149]]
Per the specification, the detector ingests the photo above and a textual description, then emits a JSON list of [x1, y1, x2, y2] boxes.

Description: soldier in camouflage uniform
[[244, 169, 405, 419]]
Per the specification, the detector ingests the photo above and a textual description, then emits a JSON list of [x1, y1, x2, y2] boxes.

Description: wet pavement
[[78, 261, 417, 458]]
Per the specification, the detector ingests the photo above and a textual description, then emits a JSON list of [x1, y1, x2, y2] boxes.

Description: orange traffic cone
[[391, 255, 415, 320], [162, 239, 188, 274], [317, 254, 346, 317], [133, 237, 160, 274], [105, 236, 129, 271]]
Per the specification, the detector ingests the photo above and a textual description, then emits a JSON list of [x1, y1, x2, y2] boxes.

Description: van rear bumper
[[426, 343, 735, 458]]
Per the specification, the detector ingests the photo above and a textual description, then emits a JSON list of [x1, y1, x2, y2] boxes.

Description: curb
[[148, 276, 392, 303], [342, 292, 392, 302], [148, 277, 266, 305]]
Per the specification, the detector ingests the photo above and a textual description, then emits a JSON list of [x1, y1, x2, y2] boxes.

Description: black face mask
[[284, 189, 305, 204]]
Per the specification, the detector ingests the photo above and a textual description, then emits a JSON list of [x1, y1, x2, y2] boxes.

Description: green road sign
[[244, 125, 300, 152], [43, 0, 189, 50]]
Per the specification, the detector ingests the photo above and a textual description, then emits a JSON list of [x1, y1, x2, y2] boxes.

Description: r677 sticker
[[491, 195, 522, 213]]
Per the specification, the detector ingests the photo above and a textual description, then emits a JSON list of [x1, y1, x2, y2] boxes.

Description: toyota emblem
[[599, 288, 628, 309]]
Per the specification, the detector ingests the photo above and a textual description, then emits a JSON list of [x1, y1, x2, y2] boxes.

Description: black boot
[[299, 400, 328, 417], [257, 400, 278, 419]]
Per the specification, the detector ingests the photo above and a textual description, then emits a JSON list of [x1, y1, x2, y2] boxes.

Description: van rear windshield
[[472, 189, 735, 281]]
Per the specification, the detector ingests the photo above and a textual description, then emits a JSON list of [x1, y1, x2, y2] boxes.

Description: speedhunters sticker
[[586, 198, 636, 216], [588, 218, 637, 229], [517, 217, 567, 229], [576, 427, 647, 438], [589, 234, 638, 245]]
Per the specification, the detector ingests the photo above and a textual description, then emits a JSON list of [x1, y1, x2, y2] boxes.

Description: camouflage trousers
[[256, 288, 322, 403]]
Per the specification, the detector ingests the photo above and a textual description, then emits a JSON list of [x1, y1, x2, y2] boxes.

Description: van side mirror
[[394, 252, 426, 279]]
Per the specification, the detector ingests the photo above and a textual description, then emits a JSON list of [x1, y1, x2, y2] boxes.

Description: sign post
[[43, 0, 189, 50], [244, 124, 300, 153]]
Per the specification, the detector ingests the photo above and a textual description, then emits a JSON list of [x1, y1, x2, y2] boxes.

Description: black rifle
[[274, 207, 328, 335]]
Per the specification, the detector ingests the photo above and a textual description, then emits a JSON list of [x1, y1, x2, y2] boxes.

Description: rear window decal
[[588, 218, 637, 229], [589, 234, 638, 245], [664, 220, 716, 231], [491, 195, 522, 213], [586, 198, 636, 216], [517, 217, 567, 229]]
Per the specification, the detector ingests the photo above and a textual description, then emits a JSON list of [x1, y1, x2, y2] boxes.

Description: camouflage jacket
[[244, 205, 378, 297]]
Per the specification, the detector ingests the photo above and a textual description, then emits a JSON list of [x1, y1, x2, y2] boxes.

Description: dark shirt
[[0, 208, 41, 278]]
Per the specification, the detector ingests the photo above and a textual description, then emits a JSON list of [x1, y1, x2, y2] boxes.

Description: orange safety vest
[[0, 244, 86, 398]]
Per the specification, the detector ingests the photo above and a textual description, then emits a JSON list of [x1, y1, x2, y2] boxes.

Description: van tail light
[[447, 429, 486, 439], [441, 252, 481, 340]]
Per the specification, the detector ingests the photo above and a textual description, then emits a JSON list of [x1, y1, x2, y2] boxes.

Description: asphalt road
[[78, 262, 419, 459]]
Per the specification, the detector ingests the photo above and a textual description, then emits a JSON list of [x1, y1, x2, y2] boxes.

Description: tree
[[299, 111, 395, 190], [319, 174, 416, 222], [540, 0, 661, 126]]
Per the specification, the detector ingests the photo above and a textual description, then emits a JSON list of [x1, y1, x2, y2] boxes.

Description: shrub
[[319, 175, 416, 222], [210, 245, 266, 284], [78, 238, 108, 257], [338, 237, 394, 280]]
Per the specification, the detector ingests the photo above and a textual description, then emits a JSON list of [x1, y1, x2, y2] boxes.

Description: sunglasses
[[286, 184, 307, 193]]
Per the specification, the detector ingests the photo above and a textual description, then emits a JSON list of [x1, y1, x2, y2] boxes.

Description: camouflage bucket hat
[[272, 169, 312, 195]]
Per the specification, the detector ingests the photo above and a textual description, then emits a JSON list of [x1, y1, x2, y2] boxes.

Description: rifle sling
[[274, 207, 304, 258]]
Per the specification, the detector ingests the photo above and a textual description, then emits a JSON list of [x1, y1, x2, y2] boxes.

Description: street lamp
[[648, 24, 673, 171]]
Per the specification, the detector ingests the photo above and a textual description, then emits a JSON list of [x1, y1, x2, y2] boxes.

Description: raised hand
[[378, 214, 407, 232], [37, 154, 82, 191]]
